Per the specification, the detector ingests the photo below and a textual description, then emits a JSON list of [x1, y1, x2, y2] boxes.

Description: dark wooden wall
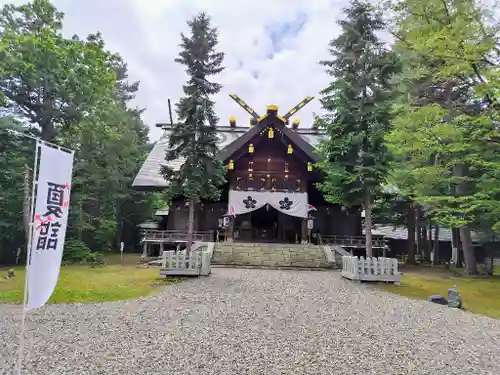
[[229, 136, 309, 192], [166, 200, 225, 232], [164, 132, 362, 237], [312, 205, 362, 236], [166, 199, 361, 237]]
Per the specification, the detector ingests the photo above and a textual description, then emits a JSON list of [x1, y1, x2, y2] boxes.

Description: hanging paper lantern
[[249, 143, 254, 153], [284, 162, 289, 173], [268, 127, 274, 139], [287, 144, 293, 154], [228, 160, 234, 170], [307, 162, 313, 172]]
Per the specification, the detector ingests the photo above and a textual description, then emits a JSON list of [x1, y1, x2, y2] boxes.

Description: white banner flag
[[27, 141, 74, 311]]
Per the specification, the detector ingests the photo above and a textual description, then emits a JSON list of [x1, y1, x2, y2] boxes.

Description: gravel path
[[1, 268, 500, 375]]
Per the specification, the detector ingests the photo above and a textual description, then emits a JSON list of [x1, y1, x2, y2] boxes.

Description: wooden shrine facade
[[132, 95, 362, 244]]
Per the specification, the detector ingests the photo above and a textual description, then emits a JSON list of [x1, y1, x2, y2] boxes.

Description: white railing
[[342, 256, 400, 283], [142, 230, 213, 243], [159, 249, 211, 277], [320, 234, 388, 249]]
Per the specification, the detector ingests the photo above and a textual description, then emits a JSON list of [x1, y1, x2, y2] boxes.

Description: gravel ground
[[1, 268, 500, 375]]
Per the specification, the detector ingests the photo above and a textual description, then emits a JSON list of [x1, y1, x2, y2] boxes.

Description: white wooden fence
[[342, 256, 400, 284], [159, 249, 211, 277]]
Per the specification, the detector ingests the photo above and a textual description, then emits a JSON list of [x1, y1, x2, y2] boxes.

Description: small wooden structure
[[341, 256, 400, 284], [159, 247, 212, 277], [141, 230, 213, 259]]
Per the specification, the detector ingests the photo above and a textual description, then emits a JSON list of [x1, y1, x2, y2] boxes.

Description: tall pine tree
[[161, 12, 226, 251], [316, 0, 400, 257]]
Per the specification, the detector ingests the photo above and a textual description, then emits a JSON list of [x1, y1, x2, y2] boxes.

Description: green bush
[[85, 252, 106, 268], [63, 239, 92, 263]]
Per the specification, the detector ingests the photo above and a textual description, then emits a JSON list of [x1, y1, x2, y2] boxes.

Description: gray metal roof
[[137, 222, 159, 229], [370, 225, 483, 243], [155, 207, 169, 216], [133, 125, 325, 189]]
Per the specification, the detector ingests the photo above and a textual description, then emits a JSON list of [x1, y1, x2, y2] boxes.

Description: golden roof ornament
[[228, 94, 314, 125]]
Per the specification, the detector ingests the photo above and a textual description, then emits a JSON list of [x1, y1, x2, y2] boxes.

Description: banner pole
[[16, 138, 40, 375]]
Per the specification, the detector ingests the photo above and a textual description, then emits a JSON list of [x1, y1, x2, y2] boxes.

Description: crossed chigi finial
[[228, 94, 314, 126]]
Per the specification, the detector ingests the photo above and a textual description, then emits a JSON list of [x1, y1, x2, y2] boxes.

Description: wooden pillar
[[301, 218, 308, 244], [141, 241, 148, 258], [159, 242, 164, 257]]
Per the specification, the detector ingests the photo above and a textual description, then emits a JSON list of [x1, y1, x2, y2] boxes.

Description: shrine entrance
[[233, 204, 301, 243]]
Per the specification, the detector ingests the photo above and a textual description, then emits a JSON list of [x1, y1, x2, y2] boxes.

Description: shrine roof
[[370, 225, 483, 243], [132, 124, 325, 190]]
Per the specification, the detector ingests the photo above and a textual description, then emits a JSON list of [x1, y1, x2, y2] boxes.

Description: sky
[[2, 0, 359, 141]]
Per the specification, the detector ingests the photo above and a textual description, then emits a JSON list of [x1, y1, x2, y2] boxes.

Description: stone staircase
[[212, 242, 335, 268]]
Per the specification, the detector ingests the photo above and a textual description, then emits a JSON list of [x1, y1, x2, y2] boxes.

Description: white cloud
[[129, 0, 346, 140], [1, 0, 350, 141]]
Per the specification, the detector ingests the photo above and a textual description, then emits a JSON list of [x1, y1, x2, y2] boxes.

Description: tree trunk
[[186, 200, 195, 252], [416, 205, 423, 261], [40, 78, 56, 141], [451, 228, 462, 267], [78, 182, 84, 241], [434, 224, 440, 263], [23, 165, 31, 248], [427, 221, 433, 263], [40, 118, 55, 141], [364, 190, 373, 258], [432, 153, 440, 263], [115, 198, 124, 251], [453, 164, 477, 274], [486, 243, 494, 276], [406, 201, 417, 264], [459, 227, 477, 274], [422, 222, 429, 261]]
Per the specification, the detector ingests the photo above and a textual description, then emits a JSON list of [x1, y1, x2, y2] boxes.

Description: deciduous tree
[[0, 0, 116, 141], [385, 0, 500, 273]]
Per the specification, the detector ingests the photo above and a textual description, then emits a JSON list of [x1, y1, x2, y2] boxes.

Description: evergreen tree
[[161, 12, 226, 251], [316, 0, 400, 257]]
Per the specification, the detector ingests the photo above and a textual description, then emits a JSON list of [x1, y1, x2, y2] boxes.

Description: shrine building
[[132, 95, 362, 244]]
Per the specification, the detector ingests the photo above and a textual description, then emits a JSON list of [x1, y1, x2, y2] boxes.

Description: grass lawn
[[0, 252, 175, 304], [379, 267, 500, 319]]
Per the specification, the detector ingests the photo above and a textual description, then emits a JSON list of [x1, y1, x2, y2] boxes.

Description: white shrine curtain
[[228, 190, 308, 218]]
